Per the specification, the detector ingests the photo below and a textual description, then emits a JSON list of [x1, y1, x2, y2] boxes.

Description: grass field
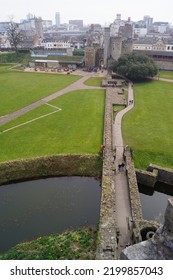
[[2, 64, 173, 169], [123, 80, 173, 169], [159, 71, 173, 80], [0, 89, 105, 162], [113, 105, 126, 118], [0, 228, 96, 260], [0, 65, 80, 116], [84, 77, 105, 87]]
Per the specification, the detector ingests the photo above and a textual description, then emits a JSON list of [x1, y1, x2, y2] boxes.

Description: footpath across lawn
[[123, 80, 173, 169], [0, 66, 80, 116], [0, 89, 105, 162], [158, 71, 173, 80]]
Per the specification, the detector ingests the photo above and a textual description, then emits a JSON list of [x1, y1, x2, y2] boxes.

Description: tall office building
[[55, 12, 60, 27], [143, 15, 153, 31]]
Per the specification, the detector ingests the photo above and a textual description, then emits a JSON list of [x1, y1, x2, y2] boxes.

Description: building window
[[167, 46, 170, 50]]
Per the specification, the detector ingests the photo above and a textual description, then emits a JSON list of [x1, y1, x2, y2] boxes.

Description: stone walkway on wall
[[96, 81, 136, 259], [113, 82, 134, 255]]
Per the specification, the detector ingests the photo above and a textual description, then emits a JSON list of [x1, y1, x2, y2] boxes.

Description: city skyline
[[0, 0, 172, 25]]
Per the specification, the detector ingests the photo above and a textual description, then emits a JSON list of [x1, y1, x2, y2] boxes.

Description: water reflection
[[0, 177, 101, 253], [139, 183, 173, 223]]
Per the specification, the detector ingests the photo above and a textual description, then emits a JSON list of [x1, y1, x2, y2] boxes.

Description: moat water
[[0, 176, 101, 253], [139, 182, 173, 223]]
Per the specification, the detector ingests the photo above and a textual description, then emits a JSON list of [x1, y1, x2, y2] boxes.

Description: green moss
[[0, 154, 102, 186]]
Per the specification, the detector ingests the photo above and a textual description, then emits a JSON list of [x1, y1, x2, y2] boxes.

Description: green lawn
[[0, 228, 96, 260], [0, 66, 80, 116], [84, 77, 105, 87], [159, 71, 173, 80], [113, 105, 126, 118], [0, 89, 105, 162], [123, 80, 173, 169], [0, 64, 15, 69]]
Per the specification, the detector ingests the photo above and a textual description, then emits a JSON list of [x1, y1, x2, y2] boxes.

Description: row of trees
[[110, 53, 158, 80]]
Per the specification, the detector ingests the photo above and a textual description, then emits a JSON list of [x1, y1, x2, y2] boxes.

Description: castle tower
[[110, 36, 123, 61], [85, 47, 96, 67], [103, 27, 111, 67]]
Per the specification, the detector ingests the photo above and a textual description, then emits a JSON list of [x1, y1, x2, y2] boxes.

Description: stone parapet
[[147, 164, 173, 186], [120, 198, 173, 259], [124, 150, 143, 241], [96, 88, 118, 259], [135, 168, 158, 187]]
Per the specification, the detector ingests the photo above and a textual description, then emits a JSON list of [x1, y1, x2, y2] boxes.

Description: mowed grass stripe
[[0, 107, 61, 134], [123, 80, 173, 169], [159, 71, 173, 80], [0, 104, 58, 132], [0, 89, 105, 162], [0, 69, 81, 116], [84, 77, 105, 87]]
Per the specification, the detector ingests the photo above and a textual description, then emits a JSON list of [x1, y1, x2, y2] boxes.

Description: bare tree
[[6, 19, 25, 56]]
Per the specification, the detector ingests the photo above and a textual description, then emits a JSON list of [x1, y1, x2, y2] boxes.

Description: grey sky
[[0, 0, 172, 25]]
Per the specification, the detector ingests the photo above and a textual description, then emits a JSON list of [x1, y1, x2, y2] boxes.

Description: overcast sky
[[0, 0, 172, 25]]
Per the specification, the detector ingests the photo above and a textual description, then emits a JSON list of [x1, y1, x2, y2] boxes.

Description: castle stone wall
[[147, 164, 173, 186], [96, 88, 118, 259], [104, 27, 111, 67], [122, 40, 133, 55], [136, 168, 158, 187], [110, 37, 122, 61], [85, 47, 96, 67], [124, 150, 143, 240], [155, 60, 173, 71], [120, 198, 173, 259], [96, 81, 143, 258]]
